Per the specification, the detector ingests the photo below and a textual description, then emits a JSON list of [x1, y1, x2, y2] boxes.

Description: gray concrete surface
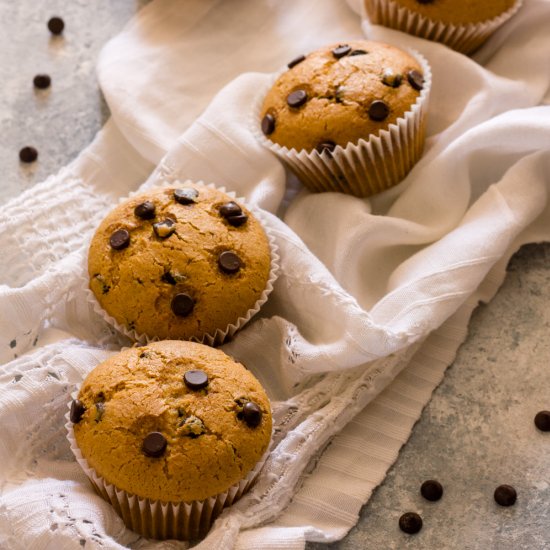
[[1, 2, 549, 549]]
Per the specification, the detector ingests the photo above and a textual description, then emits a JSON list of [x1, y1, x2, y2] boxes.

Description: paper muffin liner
[[65, 390, 271, 540], [364, 0, 523, 55], [255, 50, 431, 198], [83, 181, 279, 346]]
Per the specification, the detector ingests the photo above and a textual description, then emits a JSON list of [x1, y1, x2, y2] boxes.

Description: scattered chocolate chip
[[494, 485, 517, 506], [9, 339, 16, 349], [48, 16, 65, 35], [242, 401, 263, 428], [219, 201, 242, 219], [184, 370, 209, 391], [349, 49, 368, 56], [179, 415, 205, 437], [134, 201, 156, 220], [33, 74, 51, 89], [95, 402, 105, 422], [407, 70, 425, 91], [332, 44, 351, 59], [153, 218, 175, 239], [399, 512, 423, 534], [288, 54, 306, 69], [227, 213, 248, 227], [218, 251, 242, 274], [161, 272, 177, 285], [171, 293, 195, 317], [535, 410, 550, 431], [287, 89, 308, 108], [421, 480, 443, 501], [261, 113, 276, 136], [368, 100, 390, 122], [382, 68, 402, 88], [142, 432, 167, 458], [174, 188, 199, 205], [70, 399, 86, 424], [19, 146, 38, 163], [109, 229, 130, 250], [316, 141, 336, 155]]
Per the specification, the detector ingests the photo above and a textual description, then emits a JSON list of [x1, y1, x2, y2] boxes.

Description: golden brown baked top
[[260, 40, 424, 152], [390, 0, 516, 25], [88, 184, 271, 341], [72, 340, 272, 502]]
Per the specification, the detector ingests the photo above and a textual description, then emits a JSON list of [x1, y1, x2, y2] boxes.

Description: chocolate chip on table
[[142, 432, 167, 458], [47, 16, 65, 35], [109, 228, 130, 250], [368, 100, 390, 121], [407, 70, 425, 91], [288, 54, 306, 69], [70, 399, 86, 423], [316, 141, 336, 155], [421, 479, 443, 501], [153, 218, 175, 238], [534, 410, 550, 431], [242, 401, 263, 428], [171, 293, 195, 317], [287, 89, 308, 108], [219, 201, 242, 219], [261, 113, 276, 136], [174, 188, 199, 205], [399, 512, 423, 534], [134, 201, 156, 220], [33, 74, 51, 89], [19, 146, 38, 163], [332, 44, 352, 59], [184, 369, 209, 391], [382, 68, 402, 88], [494, 484, 517, 506], [218, 251, 242, 274], [349, 49, 368, 56]]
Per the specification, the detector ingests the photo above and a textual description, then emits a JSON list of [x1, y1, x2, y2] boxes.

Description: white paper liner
[[65, 390, 271, 540], [364, 0, 523, 55], [254, 50, 431, 198], [83, 181, 280, 346]]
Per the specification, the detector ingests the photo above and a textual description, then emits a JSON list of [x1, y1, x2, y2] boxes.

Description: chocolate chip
[[47, 16, 65, 35], [95, 402, 105, 422], [421, 480, 443, 501], [261, 113, 276, 136], [227, 213, 248, 227], [287, 89, 308, 108], [142, 432, 167, 458], [109, 229, 130, 250], [219, 201, 242, 219], [19, 146, 38, 163], [171, 293, 194, 317], [174, 188, 199, 205], [349, 49, 368, 56], [535, 410, 550, 431], [382, 68, 402, 88], [33, 74, 51, 89], [407, 70, 425, 91], [242, 401, 262, 428], [288, 54, 306, 69], [316, 141, 336, 155], [417, 0, 434, 4], [399, 512, 423, 534], [161, 272, 177, 285], [368, 100, 390, 122], [183, 370, 209, 391], [218, 251, 242, 274], [494, 485, 517, 506], [70, 399, 86, 424], [134, 201, 156, 220], [153, 218, 175, 239], [332, 44, 351, 59]]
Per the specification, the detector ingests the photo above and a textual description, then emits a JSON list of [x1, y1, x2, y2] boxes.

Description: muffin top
[[390, 0, 517, 25], [88, 184, 271, 341], [260, 40, 424, 152], [71, 340, 272, 502]]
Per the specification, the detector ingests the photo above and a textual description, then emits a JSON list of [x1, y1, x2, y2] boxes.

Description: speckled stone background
[[1, 2, 549, 549]]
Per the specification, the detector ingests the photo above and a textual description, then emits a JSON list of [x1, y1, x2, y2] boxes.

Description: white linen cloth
[[1, 0, 550, 548]]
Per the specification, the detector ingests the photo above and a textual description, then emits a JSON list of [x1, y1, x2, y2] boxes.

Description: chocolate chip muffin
[[88, 184, 273, 342], [259, 40, 430, 197], [69, 340, 272, 538], [364, 0, 521, 54]]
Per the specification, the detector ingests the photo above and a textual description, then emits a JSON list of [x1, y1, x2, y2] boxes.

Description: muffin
[[364, 0, 522, 55], [67, 340, 272, 539], [259, 40, 431, 197], [87, 183, 276, 343]]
